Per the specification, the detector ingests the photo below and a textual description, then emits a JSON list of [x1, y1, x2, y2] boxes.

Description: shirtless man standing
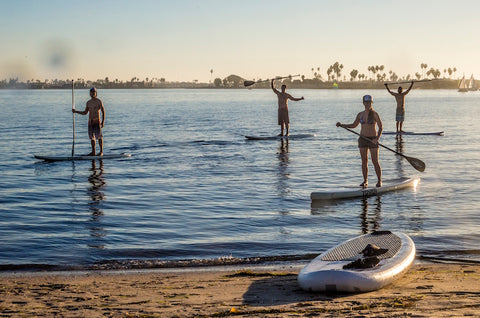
[[73, 87, 105, 156], [384, 81, 414, 133], [271, 79, 304, 136]]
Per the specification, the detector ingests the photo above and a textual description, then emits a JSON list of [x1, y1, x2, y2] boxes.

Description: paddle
[[338, 126, 426, 172], [71, 80, 75, 157], [384, 79, 433, 85], [244, 74, 300, 87]]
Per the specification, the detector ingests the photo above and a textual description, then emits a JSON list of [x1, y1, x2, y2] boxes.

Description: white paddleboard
[[34, 153, 131, 162], [245, 133, 315, 140], [298, 231, 415, 293], [311, 177, 419, 201], [383, 131, 444, 136]]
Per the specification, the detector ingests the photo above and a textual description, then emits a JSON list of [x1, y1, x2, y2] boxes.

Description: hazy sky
[[1, 0, 479, 82]]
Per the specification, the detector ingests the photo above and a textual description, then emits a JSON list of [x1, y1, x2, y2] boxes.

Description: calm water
[[1, 88, 479, 270]]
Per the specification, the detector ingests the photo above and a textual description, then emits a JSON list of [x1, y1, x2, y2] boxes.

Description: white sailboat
[[458, 76, 468, 92], [468, 75, 478, 91]]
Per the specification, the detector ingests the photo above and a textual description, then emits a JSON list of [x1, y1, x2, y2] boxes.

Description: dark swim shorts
[[88, 119, 102, 140], [278, 107, 289, 125], [358, 136, 378, 148]]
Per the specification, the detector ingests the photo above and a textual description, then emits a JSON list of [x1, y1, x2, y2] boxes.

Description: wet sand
[[1, 262, 480, 317]]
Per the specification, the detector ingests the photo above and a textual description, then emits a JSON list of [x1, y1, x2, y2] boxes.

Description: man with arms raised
[[384, 81, 414, 133]]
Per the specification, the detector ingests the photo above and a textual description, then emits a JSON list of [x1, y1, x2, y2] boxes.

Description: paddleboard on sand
[[34, 153, 131, 162], [383, 131, 444, 136], [245, 133, 315, 140], [311, 177, 419, 201], [298, 231, 415, 293]]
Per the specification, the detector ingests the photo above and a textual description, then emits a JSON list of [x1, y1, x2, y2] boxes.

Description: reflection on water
[[310, 195, 383, 234], [360, 196, 382, 234], [394, 135, 406, 177], [276, 138, 290, 198], [86, 159, 106, 249]]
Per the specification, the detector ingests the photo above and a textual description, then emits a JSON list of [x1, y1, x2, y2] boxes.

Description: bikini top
[[360, 111, 375, 125]]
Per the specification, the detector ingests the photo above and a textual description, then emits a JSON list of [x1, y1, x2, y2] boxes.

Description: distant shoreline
[[0, 78, 462, 90]]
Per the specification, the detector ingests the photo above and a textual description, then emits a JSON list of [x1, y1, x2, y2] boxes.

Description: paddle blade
[[243, 80, 255, 87], [406, 156, 426, 172]]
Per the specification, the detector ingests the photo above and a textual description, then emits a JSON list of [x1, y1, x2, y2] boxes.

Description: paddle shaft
[[71, 80, 75, 156], [384, 79, 432, 85], [341, 126, 404, 156], [244, 74, 300, 87], [339, 126, 425, 172]]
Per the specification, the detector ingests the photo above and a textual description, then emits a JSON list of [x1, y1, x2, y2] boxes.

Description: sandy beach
[[1, 262, 480, 317]]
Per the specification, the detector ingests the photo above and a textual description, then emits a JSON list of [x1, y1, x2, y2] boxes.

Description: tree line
[[0, 62, 462, 89]]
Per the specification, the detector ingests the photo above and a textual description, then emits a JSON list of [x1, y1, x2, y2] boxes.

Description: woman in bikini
[[336, 94, 383, 188]]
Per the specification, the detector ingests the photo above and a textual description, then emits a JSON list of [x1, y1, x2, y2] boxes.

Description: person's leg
[[90, 140, 96, 156], [359, 147, 369, 187], [370, 147, 382, 187], [99, 138, 103, 156], [285, 123, 289, 136], [399, 120, 404, 132], [396, 121, 400, 133]]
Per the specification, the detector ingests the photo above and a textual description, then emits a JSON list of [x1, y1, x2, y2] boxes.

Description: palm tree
[[327, 67, 333, 81], [350, 69, 358, 81], [330, 62, 343, 82], [370, 66, 377, 81], [421, 63, 428, 79]]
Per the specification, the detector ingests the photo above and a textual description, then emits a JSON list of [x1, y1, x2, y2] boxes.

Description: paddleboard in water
[[311, 177, 419, 201], [383, 131, 444, 136], [298, 231, 415, 293], [245, 133, 315, 140], [34, 153, 131, 162]]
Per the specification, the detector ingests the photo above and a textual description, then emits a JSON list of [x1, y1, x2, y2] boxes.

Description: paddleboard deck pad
[[245, 133, 315, 140], [298, 231, 415, 293], [383, 131, 444, 136], [311, 177, 419, 201], [34, 153, 131, 162]]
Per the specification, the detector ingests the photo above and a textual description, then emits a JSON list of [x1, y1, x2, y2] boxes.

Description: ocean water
[[0, 88, 479, 270]]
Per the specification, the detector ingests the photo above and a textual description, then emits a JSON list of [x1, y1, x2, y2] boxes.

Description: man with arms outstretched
[[271, 79, 304, 136]]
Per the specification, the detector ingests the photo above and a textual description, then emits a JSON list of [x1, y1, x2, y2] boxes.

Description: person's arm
[[384, 83, 395, 96], [287, 94, 304, 101], [372, 112, 383, 144], [336, 113, 361, 129], [100, 101, 105, 128], [271, 79, 279, 95], [73, 105, 88, 115], [374, 111, 383, 143], [404, 81, 414, 95]]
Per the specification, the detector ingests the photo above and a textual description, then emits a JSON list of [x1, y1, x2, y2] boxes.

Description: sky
[[1, 0, 480, 83]]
